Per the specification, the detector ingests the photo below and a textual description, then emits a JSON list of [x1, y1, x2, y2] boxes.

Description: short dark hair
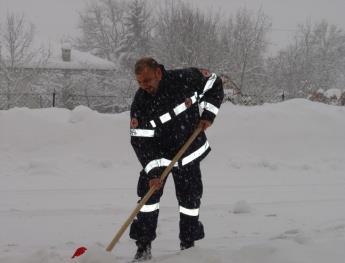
[[134, 57, 160, 74]]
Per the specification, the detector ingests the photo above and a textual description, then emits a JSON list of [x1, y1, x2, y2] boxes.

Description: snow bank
[[69, 105, 97, 123], [1, 99, 345, 263], [233, 200, 252, 214]]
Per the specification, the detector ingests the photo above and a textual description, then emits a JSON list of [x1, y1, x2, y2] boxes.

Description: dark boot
[[180, 240, 194, 250], [132, 242, 152, 262]]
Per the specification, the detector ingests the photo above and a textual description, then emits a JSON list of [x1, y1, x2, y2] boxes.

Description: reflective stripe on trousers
[[144, 158, 178, 174], [140, 203, 160, 213], [179, 206, 199, 216]]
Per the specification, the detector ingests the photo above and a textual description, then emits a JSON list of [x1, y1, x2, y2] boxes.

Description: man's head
[[134, 57, 162, 95]]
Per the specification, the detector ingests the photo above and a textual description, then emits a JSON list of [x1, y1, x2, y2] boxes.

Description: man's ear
[[156, 67, 163, 80]]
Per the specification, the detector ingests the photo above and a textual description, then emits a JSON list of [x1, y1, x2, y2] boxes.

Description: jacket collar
[[159, 64, 167, 79]]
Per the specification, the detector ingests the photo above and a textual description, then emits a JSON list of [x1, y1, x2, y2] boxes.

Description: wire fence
[[1, 89, 343, 113], [0, 90, 287, 113], [0, 87, 305, 114], [0, 91, 131, 113]]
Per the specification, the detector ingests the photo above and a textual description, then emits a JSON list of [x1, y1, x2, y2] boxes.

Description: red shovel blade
[[71, 246, 87, 259]]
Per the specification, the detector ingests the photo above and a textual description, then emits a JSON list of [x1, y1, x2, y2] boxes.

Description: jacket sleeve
[[189, 68, 224, 123], [130, 91, 164, 179]]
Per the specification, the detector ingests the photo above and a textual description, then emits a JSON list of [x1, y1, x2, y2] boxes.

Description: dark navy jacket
[[130, 66, 224, 179]]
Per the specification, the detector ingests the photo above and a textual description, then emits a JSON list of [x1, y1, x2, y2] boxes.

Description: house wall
[[0, 68, 136, 112]]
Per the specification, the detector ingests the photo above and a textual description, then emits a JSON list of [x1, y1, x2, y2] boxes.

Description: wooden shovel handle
[[106, 127, 203, 252]]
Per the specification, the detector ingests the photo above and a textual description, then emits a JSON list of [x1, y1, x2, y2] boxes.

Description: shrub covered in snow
[[308, 88, 345, 105]]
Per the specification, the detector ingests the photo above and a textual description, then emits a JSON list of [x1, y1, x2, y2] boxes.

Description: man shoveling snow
[[128, 57, 224, 261]]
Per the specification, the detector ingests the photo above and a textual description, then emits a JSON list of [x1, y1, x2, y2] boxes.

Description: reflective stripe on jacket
[[130, 66, 224, 178]]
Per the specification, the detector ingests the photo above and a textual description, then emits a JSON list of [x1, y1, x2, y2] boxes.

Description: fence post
[[52, 89, 56, 107], [7, 92, 10, 110]]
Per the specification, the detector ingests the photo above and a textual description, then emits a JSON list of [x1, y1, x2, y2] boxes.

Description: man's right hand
[[149, 178, 163, 191], [198, 119, 212, 131]]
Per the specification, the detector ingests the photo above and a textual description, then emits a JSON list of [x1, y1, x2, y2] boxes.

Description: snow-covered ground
[[1, 99, 345, 263]]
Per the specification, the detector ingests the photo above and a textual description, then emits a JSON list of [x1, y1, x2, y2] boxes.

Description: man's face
[[135, 67, 162, 95]]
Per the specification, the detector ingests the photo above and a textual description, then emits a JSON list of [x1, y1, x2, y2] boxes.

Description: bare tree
[[116, 0, 153, 72], [267, 20, 345, 98], [0, 13, 49, 109], [219, 8, 271, 96], [76, 0, 127, 62], [153, 0, 222, 69]]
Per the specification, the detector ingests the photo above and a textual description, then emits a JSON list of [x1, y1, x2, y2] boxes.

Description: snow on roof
[[42, 48, 117, 70], [42, 41, 117, 70], [1, 40, 117, 71]]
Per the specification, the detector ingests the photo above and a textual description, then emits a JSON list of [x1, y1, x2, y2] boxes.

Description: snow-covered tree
[[116, 0, 152, 72], [267, 20, 345, 98], [153, 0, 222, 69], [76, 0, 127, 62], [219, 8, 271, 96], [0, 13, 48, 109], [75, 0, 144, 100]]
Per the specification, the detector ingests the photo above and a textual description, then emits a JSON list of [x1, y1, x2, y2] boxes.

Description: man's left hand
[[198, 120, 212, 131], [149, 178, 163, 191]]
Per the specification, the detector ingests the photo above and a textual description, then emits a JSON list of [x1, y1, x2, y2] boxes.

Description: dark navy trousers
[[129, 162, 205, 244]]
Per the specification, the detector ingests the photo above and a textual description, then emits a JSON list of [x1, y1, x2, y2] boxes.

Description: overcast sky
[[1, 0, 345, 54]]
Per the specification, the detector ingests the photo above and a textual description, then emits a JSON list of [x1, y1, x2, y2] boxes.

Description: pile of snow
[[233, 200, 252, 214], [1, 99, 345, 263], [69, 105, 97, 123]]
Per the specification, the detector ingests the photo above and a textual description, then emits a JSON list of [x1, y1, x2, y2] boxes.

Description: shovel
[[72, 127, 203, 258]]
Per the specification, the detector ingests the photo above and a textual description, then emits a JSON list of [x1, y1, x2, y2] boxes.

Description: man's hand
[[130, 118, 139, 128], [198, 119, 212, 131], [149, 178, 163, 191]]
